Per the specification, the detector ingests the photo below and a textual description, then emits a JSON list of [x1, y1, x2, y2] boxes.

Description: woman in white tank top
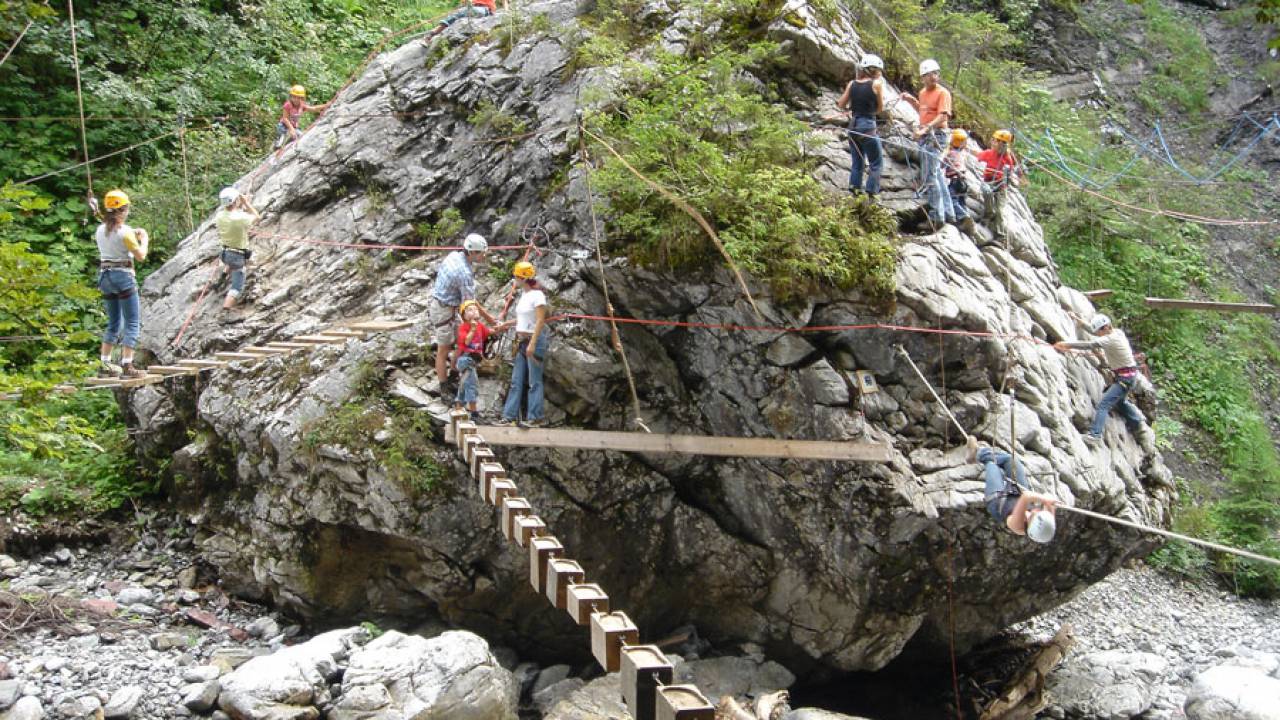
[[94, 190, 149, 378]]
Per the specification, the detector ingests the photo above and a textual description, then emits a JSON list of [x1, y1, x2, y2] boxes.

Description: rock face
[[1184, 665, 1280, 720], [1046, 650, 1169, 719], [129, 0, 1174, 674]]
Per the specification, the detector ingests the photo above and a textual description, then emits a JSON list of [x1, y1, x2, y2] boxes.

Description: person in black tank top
[[837, 54, 886, 196]]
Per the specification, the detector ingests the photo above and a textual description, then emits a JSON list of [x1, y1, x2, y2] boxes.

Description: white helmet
[[1027, 509, 1056, 544], [860, 53, 884, 71], [218, 187, 240, 207], [919, 58, 941, 76], [1089, 314, 1112, 333], [462, 233, 488, 253]]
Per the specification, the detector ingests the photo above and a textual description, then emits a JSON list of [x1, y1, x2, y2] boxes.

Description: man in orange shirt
[[900, 59, 957, 229]]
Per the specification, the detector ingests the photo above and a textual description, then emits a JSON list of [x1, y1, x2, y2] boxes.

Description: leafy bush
[[588, 45, 898, 303]]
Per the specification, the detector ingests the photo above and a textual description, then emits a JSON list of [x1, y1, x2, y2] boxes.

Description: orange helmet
[[512, 261, 536, 279], [992, 129, 1014, 144], [459, 299, 480, 316], [103, 190, 130, 210], [289, 85, 307, 98], [950, 129, 969, 148]]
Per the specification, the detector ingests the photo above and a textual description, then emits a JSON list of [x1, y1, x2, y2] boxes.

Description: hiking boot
[[1082, 433, 1101, 448], [519, 418, 546, 429], [98, 362, 123, 378], [119, 363, 146, 379], [965, 435, 979, 463]]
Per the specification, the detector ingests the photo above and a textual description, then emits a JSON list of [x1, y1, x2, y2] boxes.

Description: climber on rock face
[[944, 128, 977, 235], [899, 58, 957, 228], [426, 0, 506, 40], [431, 234, 495, 395], [274, 85, 329, 160], [94, 190, 150, 379], [837, 53, 885, 198], [975, 129, 1022, 235], [215, 187, 259, 310], [1053, 313, 1151, 448], [967, 436, 1058, 543]]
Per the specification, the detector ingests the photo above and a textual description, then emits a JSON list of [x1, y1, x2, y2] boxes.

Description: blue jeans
[[918, 130, 955, 223], [1090, 376, 1144, 437], [221, 249, 247, 296], [503, 333, 549, 421], [847, 116, 882, 195], [979, 447, 1027, 520], [440, 5, 492, 27], [947, 177, 969, 220], [456, 354, 480, 405], [98, 269, 140, 348]]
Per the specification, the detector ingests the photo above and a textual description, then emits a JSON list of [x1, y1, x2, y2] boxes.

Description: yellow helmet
[[512, 261, 536, 279], [459, 299, 480, 316], [103, 190, 130, 210], [289, 85, 307, 98], [992, 129, 1014, 144], [950, 128, 969, 148]]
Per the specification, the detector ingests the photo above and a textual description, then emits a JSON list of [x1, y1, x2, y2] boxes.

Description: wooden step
[[177, 359, 228, 369], [346, 319, 413, 332], [148, 365, 200, 376], [120, 374, 166, 388], [240, 346, 290, 356], [266, 342, 314, 350], [291, 335, 348, 344], [318, 329, 368, 340], [214, 352, 264, 362], [84, 377, 124, 387]]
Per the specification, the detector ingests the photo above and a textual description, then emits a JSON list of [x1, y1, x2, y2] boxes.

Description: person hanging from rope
[[1053, 313, 1153, 449], [424, 0, 507, 40], [975, 129, 1023, 237], [899, 58, 957, 229], [944, 128, 978, 235], [836, 53, 885, 198], [494, 261, 549, 428], [453, 299, 491, 417], [273, 85, 329, 161], [94, 190, 150, 379], [215, 187, 260, 311], [430, 233, 495, 396], [966, 436, 1058, 543]]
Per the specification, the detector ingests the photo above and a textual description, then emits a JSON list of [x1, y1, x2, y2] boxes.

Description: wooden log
[[471, 426, 890, 462], [621, 645, 675, 720], [545, 559, 585, 610], [655, 684, 715, 719], [1145, 297, 1278, 314], [528, 536, 564, 595], [980, 624, 1075, 720], [566, 583, 609, 625], [590, 611, 638, 673]]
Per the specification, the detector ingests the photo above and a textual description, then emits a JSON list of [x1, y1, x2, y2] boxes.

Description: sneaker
[[1082, 434, 1101, 447], [965, 435, 979, 463], [98, 362, 123, 378], [119, 363, 146, 379], [519, 418, 546, 429], [494, 417, 518, 426]]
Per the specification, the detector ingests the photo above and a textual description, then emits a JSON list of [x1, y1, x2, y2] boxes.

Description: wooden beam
[[1145, 297, 1278, 314], [1082, 289, 1113, 300], [120, 374, 166, 388], [319, 329, 368, 340], [177, 359, 228, 369], [148, 365, 200, 376], [214, 352, 266, 362], [265, 342, 314, 350], [84, 377, 124, 388], [240, 346, 291, 356], [291, 335, 348, 344], [472, 426, 891, 462], [345, 319, 413, 332]]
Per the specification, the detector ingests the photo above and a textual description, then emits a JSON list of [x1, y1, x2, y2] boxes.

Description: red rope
[[170, 263, 219, 348]]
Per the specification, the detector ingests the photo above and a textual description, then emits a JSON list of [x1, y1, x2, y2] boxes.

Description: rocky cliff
[[128, 0, 1175, 675]]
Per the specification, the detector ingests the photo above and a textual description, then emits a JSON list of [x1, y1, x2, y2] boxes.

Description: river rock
[[332, 630, 517, 720], [0, 682, 18, 711], [1047, 650, 1169, 719], [1184, 665, 1280, 720], [181, 681, 221, 713], [114, 588, 154, 606], [101, 686, 144, 719], [543, 674, 625, 720], [0, 696, 44, 720]]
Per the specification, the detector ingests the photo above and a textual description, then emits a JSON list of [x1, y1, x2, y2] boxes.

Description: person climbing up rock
[[899, 58, 956, 228], [836, 53, 885, 198], [494, 261, 549, 428], [215, 187, 259, 310], [425, 0, 506, 40], [944, 128, 977, 235], [273, 85, 329, 160], [453, 299, 490, 416], [430, 233, 494, 395], [975, 129, 1022, 236], [94, 190, 150, 379], [967, 436, 1057, 543], [1053, 313, 1153, 449]]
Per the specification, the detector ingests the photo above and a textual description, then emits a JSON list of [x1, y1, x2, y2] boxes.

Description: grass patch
[[1133, 0, 1216, 115]]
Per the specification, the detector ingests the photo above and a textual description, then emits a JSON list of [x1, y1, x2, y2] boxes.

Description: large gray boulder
[[1184, 665, 1280, 720], [1047, 650, 1170, 719], [130, 0, 1174, 676], [218, 627, 368, 719], [330, 630, 517, 720]]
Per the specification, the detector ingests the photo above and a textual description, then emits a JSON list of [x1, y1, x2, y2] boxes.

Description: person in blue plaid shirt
[[431, 233, 495, 391]]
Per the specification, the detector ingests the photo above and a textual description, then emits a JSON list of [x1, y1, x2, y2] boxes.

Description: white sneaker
[[1083, 434, 1101, 448]]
